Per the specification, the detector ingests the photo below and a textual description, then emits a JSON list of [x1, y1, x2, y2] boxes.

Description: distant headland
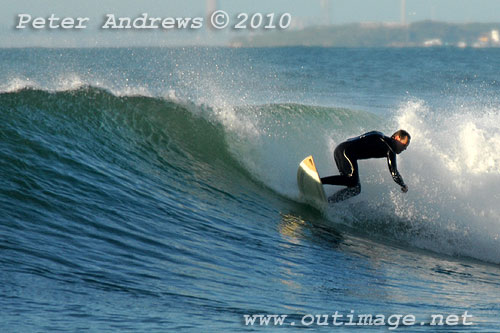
[[230, 21, 500, 48]]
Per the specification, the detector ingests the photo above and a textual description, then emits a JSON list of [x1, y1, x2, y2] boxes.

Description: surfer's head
[[391, 130, 411, 154]]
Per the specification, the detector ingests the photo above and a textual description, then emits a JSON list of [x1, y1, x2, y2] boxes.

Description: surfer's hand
[[401, 185, 408, 193]]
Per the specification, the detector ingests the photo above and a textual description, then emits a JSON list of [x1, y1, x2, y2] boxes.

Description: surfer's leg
[[333, 145, 353, 175], [328, 184, 361, 203], [325, 165, 361, 202], [321, 146, 359, 186], [323, 147, 361, 202], [320, 175, 352, 186], [322, 171, 361, 202]]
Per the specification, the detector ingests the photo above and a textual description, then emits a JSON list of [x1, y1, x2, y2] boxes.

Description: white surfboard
[[297, 155, 327, 204]]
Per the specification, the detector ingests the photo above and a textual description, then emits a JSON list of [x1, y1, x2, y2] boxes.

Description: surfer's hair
[[392, 130, 411, 142]]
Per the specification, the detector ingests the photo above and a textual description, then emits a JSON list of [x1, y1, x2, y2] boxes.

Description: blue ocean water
[[1, 47, 500, 331]]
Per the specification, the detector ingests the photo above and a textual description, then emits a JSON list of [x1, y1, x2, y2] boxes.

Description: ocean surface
[[1, 47, 500, 331]]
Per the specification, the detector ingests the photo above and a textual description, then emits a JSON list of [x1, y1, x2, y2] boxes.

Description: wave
[[324, 99, 500, 264], [0, 86, 238, 171], [1, 86, 500, 264]]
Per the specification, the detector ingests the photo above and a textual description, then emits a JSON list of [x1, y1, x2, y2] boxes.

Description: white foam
[[376, 99, 500, 262], [0, 74, 158, 98], [52, 74, 85, 91], [1, 77, 38, 93]]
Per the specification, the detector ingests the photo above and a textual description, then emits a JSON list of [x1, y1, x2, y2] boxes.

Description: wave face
[[0, 87, 253, 236], [2, 86, 500, 266]]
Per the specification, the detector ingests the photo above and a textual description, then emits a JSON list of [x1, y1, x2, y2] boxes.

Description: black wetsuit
[[321, 131, 406, 202]]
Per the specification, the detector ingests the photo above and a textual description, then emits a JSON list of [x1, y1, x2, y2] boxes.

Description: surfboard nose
[[297, 155, 327, 204]]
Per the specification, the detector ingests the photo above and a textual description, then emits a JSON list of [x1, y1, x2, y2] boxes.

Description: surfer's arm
[[387, 151, 407, 189]]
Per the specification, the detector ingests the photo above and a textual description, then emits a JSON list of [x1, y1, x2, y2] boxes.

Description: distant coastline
[[230, 21, 500, 48]]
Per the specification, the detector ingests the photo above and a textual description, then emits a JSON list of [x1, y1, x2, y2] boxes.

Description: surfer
[[321, 130, 410, 203]]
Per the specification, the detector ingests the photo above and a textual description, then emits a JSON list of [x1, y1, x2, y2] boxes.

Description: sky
[[2, 0, 500, 47]]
